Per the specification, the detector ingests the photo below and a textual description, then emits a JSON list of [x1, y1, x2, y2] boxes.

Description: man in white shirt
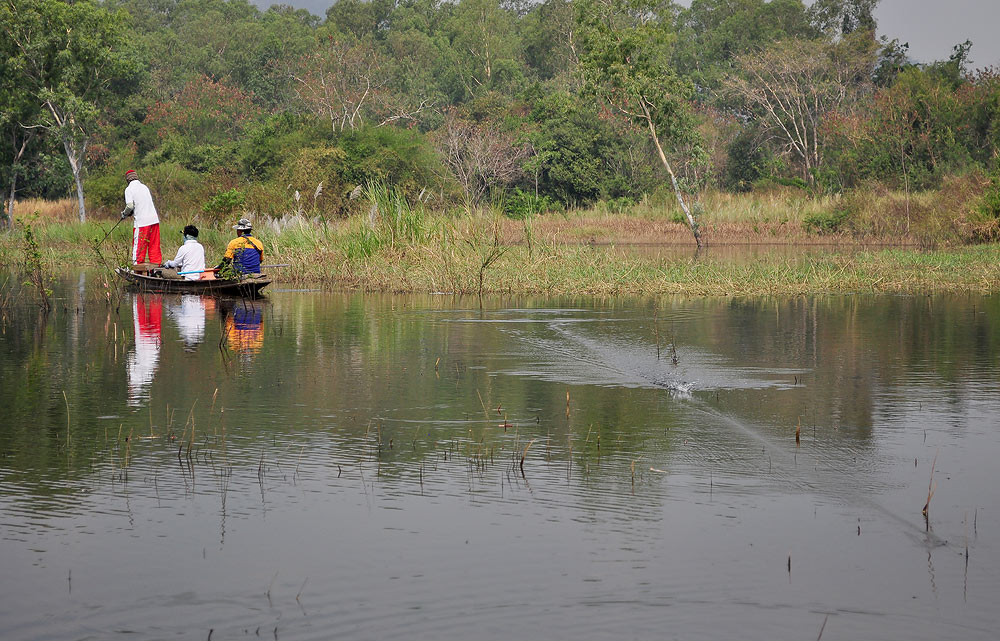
[[122, 169, 161, 268], [160, 225, 206, 280]]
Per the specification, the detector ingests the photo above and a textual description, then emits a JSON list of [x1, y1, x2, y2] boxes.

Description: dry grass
[[837, 174, 986, 246], [10, 198, 80, 223]]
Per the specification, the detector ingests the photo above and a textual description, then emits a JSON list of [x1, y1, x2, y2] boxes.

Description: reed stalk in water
[[63, 391, 70, 447], [816, 614, 828, 640], [520, 439, 535, 475], [922, 450, 938, 516]]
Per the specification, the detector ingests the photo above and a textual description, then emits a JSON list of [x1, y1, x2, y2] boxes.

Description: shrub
[[202, 189, 246, 217], [970, 170, 1000, 241], [84, 173, 125, 214], [724, 129, 766, 192], [504, 189, 560, 219], [140, 162, 204, 216], [804, 208, 850, 234], [145, 136, 227, 173]]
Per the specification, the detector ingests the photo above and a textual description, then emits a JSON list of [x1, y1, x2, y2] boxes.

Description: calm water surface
[[1, 272, 999, 640]]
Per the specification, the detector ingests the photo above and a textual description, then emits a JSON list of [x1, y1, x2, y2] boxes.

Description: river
[[1, 272, 998, 640]]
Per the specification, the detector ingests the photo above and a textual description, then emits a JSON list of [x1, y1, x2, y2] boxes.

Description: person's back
[[224, 219, 263, 274], [162, 225, 205, 280], [123, 170, 161, 266], [124, 179, 158, 227]]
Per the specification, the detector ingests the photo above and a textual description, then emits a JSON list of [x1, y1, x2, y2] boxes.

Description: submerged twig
[[519, 439, 536, 476], [816, 614, 829, 640], [922, 449, 938, 516]]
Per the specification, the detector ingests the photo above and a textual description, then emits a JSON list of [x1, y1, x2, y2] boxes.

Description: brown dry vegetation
[[8, 198, 80, 223], [5, 174, 988, 250]]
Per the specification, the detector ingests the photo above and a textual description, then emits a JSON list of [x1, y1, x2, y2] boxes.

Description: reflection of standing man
[[122, 169, 161, 269], [127, 294, 162, 407]]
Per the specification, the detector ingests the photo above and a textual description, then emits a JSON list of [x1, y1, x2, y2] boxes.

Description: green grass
[[4, 200, 1000, 296]]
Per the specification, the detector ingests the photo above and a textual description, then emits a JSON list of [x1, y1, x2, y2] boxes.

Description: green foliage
[[808, 0, 877, 36], [724, 129, 767, 193], [10, 152, 74, 200], [602, 196, 636, 216], [365, 180, 426, 246], [524, 91, 653, 206], [134, 162, 205, 216], [337, 125, 443, 196], [755, 176, 810, 191], [443, 0, 523, 97], [216, 260, 240, 281], [1, 0, 145, 220], [144, 136, 226, 173], [342, 181, 426, 259], [674, 0, 817, 92], [237, 113, 319, 180], [520, 0, 577, 81], [83, 173, 124, 213], [16, 215, 52, 311], [822, 65, 990, 191], [577, 0, 697, 146], [804, 208, 850, 234], [504, 189, 561, 220], [976, 178, 1000, 220], [971, 170, 1000, 241], [202, 189, 246, 217], [2, 0, 997, 240]]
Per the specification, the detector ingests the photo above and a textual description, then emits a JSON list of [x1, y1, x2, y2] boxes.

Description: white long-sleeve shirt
[[163, 238, 206, 280], [124, 180, 159, 227]]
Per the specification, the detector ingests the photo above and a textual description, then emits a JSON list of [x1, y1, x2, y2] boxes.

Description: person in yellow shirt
[[220, 218, 263, 275]]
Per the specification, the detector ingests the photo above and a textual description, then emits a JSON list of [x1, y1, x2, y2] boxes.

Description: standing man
[[122, 169, 161, 269]]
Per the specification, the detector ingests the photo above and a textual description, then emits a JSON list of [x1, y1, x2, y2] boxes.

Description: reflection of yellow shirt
[[226, 311, 264, 354]]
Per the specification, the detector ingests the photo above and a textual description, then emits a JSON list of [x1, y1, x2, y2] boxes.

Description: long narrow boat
[[115, 268, 271, 297]]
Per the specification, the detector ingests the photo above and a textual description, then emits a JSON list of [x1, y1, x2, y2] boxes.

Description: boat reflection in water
[[221, 299, 265, 357], [165, 295, 215, 351], [126, 294, 162, 407]]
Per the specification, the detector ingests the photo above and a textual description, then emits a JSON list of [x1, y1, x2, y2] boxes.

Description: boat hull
[[115, 268, 271, 297]]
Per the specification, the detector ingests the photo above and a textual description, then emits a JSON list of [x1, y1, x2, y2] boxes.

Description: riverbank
[[2, 195, 999, 297]]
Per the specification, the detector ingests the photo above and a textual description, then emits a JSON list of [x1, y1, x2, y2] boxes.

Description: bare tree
[[289, 37, 384, 133], [723, 35, 875, 183], [435, 110, 530, 204]]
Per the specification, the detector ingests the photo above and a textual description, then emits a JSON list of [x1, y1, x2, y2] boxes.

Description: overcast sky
[[252, 0, 1000, 68]]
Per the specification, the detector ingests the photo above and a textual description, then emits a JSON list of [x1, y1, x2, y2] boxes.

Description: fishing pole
[[95, 210, 130, 247], [177, 264, 289, 275]]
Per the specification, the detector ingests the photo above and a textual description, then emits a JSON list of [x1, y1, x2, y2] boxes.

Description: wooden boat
[[115, 267, 271, 297]]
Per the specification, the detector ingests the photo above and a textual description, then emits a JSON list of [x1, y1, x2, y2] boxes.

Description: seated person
[[159, 225, 206, 280], [219, 218, 264, 275]]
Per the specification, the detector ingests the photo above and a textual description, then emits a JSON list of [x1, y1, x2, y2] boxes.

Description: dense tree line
[[2, 0, 999, 230]]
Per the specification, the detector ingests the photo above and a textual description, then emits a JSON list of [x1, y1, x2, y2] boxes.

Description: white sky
[[253, 0, 1000, 68], [874, 0, 999, 67]]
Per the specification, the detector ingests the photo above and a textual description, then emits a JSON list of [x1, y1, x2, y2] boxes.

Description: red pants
[[132, 223, 162, 264]]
